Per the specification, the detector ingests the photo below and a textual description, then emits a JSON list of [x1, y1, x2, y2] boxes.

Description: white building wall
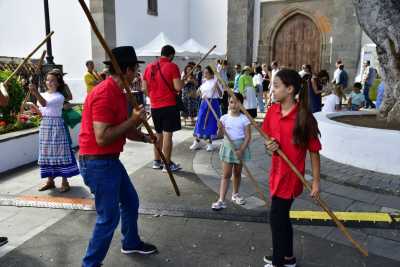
[[189, 0, 228, 55], [115, 0, 190, 49], [0, 0, 92, 103]]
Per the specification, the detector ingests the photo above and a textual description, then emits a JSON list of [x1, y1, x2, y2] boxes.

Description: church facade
[[228, 0, 365, 81]]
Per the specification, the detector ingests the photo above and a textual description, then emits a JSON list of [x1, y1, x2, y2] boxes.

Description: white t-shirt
[[253, 73, 263, 87], [39, 91, 64, 117], [199, 77, 222, 99], [220, 113, 251, 141], [322, 94, 340, 113]]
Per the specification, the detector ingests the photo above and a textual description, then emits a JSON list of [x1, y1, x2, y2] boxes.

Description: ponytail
[[275, 69, 320, 147]]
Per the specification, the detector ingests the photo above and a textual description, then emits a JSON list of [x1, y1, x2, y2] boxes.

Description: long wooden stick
[[183, 45, 217, 80], [210, 65, 368, 257], [20, 50, 47, 114], [203, 98, 268, 205], [78, 0, 180, 196], [3, 32, 53, 86], [0, 32, 53, 107]]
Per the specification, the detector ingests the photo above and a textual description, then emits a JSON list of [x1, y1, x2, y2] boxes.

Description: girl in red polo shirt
[[262, 69, 321, 267]]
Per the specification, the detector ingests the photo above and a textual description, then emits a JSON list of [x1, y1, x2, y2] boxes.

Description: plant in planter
[[0, 70, 25, 124]]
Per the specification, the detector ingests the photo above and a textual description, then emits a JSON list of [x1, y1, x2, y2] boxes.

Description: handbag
[[157, 62, 185, 112], [62, 106, 82, 128]]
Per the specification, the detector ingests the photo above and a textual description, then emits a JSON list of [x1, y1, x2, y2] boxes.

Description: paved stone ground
[[0, 127, 399, 266]]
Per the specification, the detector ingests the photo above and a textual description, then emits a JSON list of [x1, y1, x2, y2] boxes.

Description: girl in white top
[[29, 69, 79, 193], [322, 85, 341, 113], [212, 93, 252, 211], [190, 66, 223, 152]]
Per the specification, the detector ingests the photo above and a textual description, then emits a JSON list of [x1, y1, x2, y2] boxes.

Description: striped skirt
[[38, 116, 80, 178], [219, 138, 251, 164], [194, 98, 221, 140]]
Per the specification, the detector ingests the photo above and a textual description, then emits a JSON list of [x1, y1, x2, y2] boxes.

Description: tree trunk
[[353, 0, 400, 124]]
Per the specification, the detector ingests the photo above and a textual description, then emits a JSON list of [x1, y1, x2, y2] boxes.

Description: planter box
[[0, 124, 80, 174], [315, 111, 400, 175]]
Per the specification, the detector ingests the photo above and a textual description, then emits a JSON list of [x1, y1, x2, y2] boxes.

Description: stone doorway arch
[[271, 12, 323, 73]]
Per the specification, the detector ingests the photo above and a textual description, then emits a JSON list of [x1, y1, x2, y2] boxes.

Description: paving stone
[[366, 235, 400, 262], [346, 201, 381, 212]]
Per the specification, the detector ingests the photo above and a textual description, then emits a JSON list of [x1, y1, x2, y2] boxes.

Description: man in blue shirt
[[362, 60, 377, 108]]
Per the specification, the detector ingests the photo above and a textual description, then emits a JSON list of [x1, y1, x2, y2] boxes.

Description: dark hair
[[336, 60, 342, 65], [275, 69, 320, 147], [223, 60, 228, 66], [255, 66, 262, 74], [339, 64, 344, 70], [108, 63, 137, 75], [365, 60, 370, 65], [271, 61, 278, 67], [46, 69, 65, 93], [317, 70, 329, 81], [235, 64, 241, 70], [204, 65, 214, 76], [353, 82, 362, 89], [85, 60, 94, 67], [233, 92, 244, 104], [305, 64, 312, 73], [188, 61, 196, 67], [161, 45, 175, 57]]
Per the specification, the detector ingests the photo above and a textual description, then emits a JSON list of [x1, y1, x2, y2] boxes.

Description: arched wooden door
[[273, 14, 321, 72]]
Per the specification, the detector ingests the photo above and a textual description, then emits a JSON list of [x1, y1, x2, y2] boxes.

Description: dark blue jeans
[[80, 159, 141, 267], [363, 83, 375, 108]]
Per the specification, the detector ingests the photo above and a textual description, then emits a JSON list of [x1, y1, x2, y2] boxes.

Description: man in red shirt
[[143, 45, 184, 172], [79, 46, 157, 267]]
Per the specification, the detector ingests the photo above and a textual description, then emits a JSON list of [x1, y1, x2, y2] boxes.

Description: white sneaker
[[211, 200, 226, 211], [231, 193, 246, 205], [206, 144, 214, 152], [190, 140, 202, 150]]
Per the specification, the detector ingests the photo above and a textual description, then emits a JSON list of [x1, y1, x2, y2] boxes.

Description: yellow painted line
[[290, 211, 393, 223], [393, 216, 400, 223]]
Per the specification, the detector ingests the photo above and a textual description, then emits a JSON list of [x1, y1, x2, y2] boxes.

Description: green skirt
[[219, 138, 250, 164]]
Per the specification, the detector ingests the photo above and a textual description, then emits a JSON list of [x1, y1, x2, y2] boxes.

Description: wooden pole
[[210, 65, 368, 257], [203, 97, 268, 205], [78, 0, 180, 196], [183, 45, 217, 80], [0, 32, 53, 107], [20, 50, 47, 114]]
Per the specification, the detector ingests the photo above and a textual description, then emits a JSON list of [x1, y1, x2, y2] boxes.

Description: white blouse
[[199, 77, 223, 99], [39, 92, 65, 117]]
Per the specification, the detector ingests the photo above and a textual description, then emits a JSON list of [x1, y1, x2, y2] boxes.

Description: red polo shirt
[[262, 104, 321, 199], [143, 57, 180, 109], [79, 77, 128, 155]]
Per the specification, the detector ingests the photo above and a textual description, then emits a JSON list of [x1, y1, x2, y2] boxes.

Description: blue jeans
[[80, 159, 141, 267], [363, 83, 375, 108], [256, 85, 265, 112]]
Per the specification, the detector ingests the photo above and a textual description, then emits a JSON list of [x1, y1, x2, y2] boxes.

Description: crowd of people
[[5, 41, 381, 267]]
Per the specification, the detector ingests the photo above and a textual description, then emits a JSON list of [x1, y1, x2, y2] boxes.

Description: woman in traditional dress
[[238, 66, 258, 118], [190, 66, 223, 152], [29, 69, 80, 193], [181, 64, 199, 126]]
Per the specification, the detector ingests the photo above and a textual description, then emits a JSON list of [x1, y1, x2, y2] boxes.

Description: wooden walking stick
[[19, 50, 47, 115], [0, 31, 54, 107], [183, 45, 217, 80], [210, 65, 368, 256], [203, 98, 268, 205], [78, 0, 180, 196]]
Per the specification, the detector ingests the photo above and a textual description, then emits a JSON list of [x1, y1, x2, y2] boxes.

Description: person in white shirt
[[253, 66, 265, 112], [190, 66, 223, 152], [267, 61, 280, 107], [322, 85, 342, 113], [28, 69, 80, 193], [331, 60, 342, 85], [212, 93, 251, 211]]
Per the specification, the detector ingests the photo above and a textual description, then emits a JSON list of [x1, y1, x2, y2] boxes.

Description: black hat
[[103, 46, 144, 65]]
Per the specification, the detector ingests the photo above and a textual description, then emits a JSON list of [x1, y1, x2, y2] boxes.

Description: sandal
[[38, 181, 55, 191], [59, 182, 70, 193]]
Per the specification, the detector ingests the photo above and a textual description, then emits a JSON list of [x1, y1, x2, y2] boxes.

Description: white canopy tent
[[136, 32, 184, 57], [180, 38, 225, 57]]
